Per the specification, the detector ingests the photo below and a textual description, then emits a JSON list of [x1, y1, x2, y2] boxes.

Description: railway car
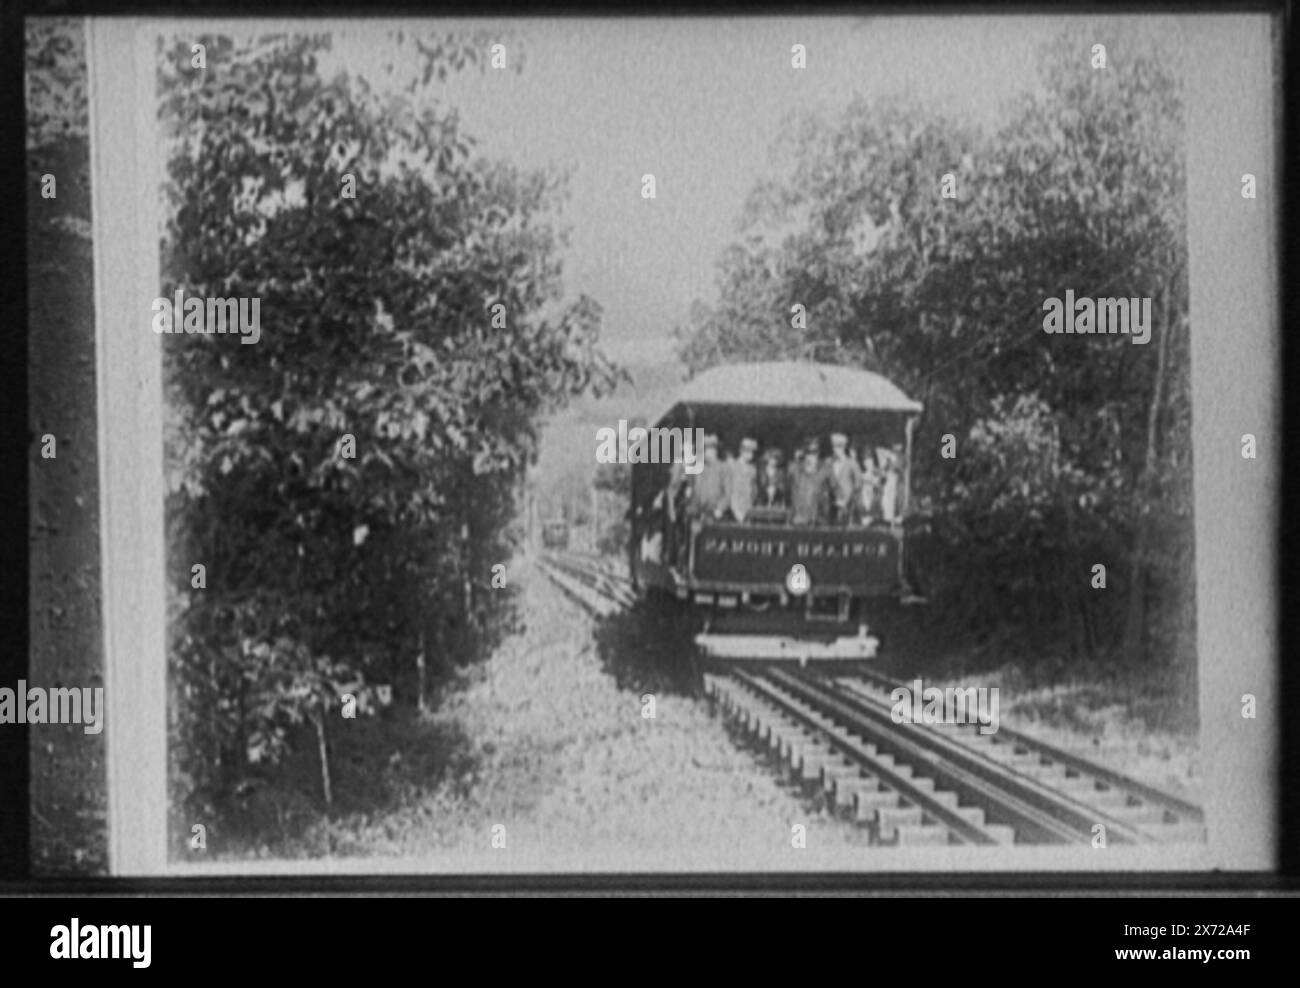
[[628, 361, 924, 661], [542, 518, 570, 550]]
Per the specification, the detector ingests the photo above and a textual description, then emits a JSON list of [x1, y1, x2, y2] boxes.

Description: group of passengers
[[664, 432, 904, 528]]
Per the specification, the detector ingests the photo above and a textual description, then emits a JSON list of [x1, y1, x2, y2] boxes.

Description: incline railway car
[[629, 361, 923, 661], [542, 518, 570, 550]]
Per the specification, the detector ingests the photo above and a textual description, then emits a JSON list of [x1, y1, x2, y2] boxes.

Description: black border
[[1, 0, 34, 885], [4, 872, 1299, 894], [2, 0, 1295, 895]]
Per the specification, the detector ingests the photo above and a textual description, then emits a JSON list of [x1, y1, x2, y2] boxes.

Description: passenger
[[688, 433, 728, 523], [665, 458, 685, 523], [859, 448, 882, 522], [663, 461, 683, 562], [876, 444, 902, 522], [754, 448, 788, 510], [664, 432, 700, 558], [724, 436, 758, 522], [789, 440, 833, 526], [828, 431, 862, 525]]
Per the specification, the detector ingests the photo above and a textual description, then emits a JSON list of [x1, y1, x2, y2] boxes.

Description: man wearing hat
[[859, 447, 883, 522], [876, 443, 903, 522], [724, 437, 759, 522], [788, 439, 833, 526], [754, 447, 788, 510], [828, 432, 863, 525], [687, 433, 728, 522]]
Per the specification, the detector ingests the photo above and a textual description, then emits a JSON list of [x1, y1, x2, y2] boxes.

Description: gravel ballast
[[298, 556, 873, 869]]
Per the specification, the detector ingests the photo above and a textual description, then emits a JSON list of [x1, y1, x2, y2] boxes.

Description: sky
[[319, 16, 1082, 366], [149, 13, 1200, 507], [171, 14, 1178, 368]]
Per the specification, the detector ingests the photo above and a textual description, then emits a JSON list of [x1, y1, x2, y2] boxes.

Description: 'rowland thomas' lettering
[[700, 534, 889, 560]]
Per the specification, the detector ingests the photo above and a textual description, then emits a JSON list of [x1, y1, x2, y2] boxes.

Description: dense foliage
[[678, 29, 1193, 671], [156, 33, 617, 828]]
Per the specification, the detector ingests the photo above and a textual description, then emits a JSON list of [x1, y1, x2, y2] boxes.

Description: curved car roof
[[656, 361, 922, 423]]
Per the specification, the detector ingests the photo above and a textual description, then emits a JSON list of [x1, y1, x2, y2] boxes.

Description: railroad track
[[707, 665, 1204, 847], [824, 667, 1205, 843], [537, 550, 636, 615], [539, 551, 1205, 848]]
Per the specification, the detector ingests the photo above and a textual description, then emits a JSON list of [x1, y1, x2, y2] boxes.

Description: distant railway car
[[542, 518, 570, 550], [628, 361, 923, 660]]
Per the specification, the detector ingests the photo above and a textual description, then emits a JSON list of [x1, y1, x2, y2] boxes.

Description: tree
[[677, 24, 1192, 668], [158, 32, 617, 821]]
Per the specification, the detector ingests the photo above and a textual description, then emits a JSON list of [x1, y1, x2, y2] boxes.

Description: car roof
[[654, 361, 922, 424]]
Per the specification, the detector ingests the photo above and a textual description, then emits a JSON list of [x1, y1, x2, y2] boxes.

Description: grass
[[195, 680, 484, 859], [869, 599, 1202, 801]]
